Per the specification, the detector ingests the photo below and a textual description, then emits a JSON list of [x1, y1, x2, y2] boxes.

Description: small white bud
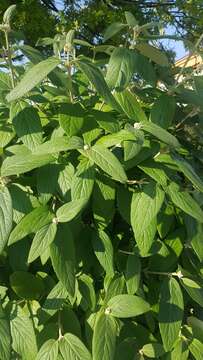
[[176, 270, 183, 279], [52, 217, 58, 224], [83, 144, 89, 151], [133, 122, 142, 130], [105, 307, 112, 315]]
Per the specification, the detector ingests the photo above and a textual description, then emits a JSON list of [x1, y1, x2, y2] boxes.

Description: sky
[[161, 25, 186, 60], [55, 1, 186, 60]]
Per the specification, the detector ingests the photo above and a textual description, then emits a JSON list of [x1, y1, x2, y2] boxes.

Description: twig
[[4, 30, 15, 88]]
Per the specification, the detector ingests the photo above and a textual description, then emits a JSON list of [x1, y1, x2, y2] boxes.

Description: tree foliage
[[0, 4, 203, 359]]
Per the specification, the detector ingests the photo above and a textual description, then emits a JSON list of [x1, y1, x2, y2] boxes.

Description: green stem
[[4, 30, 15, 88], [144, 270, 183, 278]]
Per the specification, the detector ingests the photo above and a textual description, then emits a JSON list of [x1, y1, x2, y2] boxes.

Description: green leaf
[[114, 90, 147, 122], [92, 312, 117, 360], [150, 94, 176, 129], [71, 158, 95, 201], [167, 182, 203, 222], [159, 277, 184, 351], [39, 282, 68, 323], [59, 333, 92, 360], [125, 253, 141, 295], [0, 125, 15, 148], [92, 229, 114, 276], [92, 174, 115, 227], [10, 304, 38, 360], [138, 159, 168, 187], [1, 153, 54, 177], [77, 59, 120, 111], [172, 153, 203, 193], [137, 218, 157, 257], [81, 144, 127, 183], [10, 271, 44, 300], [56, 198, 86, 223], [59, 103, 85, 136], [36, 339, 58, 360], [0, 186, 13, 254], [28, 222, 57, 263], [131, 182, 164, 239], [106, 294, 150, 318], [135, 43, 169, 66], [106, 48, 135, 91], [12, 105, 43, 151], [189, 338, 203, 360], [117, 185, 132, 224], [33, 136, 83, 155], [184, 216, 203, 262], [104, 274, 125, 303], [103, 22, 127, 42], [96, 129, 136, 147], [141, 343, 165, 358], [142, 122, 180, 148], [78, 274, 96, 312], [50, 224, 75, 300], [0, 302, 11, 360], [3, 4, 16, 25], [61, 306, 81, 339], [8, 205, 52, 245], [6, 57, 61, 102], [181, 278, 203, 307], [125, 11, 138, 26], [187, 316, 203, 343]]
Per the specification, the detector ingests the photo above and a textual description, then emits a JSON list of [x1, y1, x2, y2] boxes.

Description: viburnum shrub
[[1, 4, 203, 359]]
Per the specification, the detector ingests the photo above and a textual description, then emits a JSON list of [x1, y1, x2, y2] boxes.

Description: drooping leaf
[[135, 43, 169, 66], [131, 181, 164, 239], [103, 22, 127, 42], [106, 48, 135, 91], [0, 186, 13, 254], [150, 94, 176, 129], [77, 59, 120, 111], [92, 174, 115, 227], [33, 136, 83, 155], [1, 153, 54, 177], [81, 144, 127, 183], [125, 253, 141, 295], [92, 312, 117, 360], [71, 158, 95, 201], [114, 90, 147, 122], [92, 229, 114, 276], [28, 222, 57, 263], [172, 153, 203, 193], [159, 277, 184, 351], [167, 182, 203, 222], [142, 122, 180, 148], [8, 205, 52, 245], [6, 57, 60, 102], [50, 224, 76, 301], [181, 277, 203, 307]]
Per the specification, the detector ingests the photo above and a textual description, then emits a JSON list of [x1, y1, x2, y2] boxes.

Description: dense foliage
[[0, 5, 203, 360], [1, 0, 203, 48]]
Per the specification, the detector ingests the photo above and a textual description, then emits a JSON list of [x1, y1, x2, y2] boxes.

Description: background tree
[[1, 0, 203, 48]]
